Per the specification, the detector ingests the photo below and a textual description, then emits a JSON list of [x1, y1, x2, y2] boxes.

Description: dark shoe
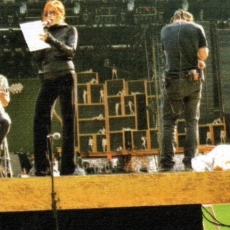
[[35, 170, 51, 177], [32, 172, 49, 177], [60, 167, 86, 176], [30, 166, 51, 177], [158, 167, 174, 173], [139, 167, 148, 173], [182, 166, 193, 172]]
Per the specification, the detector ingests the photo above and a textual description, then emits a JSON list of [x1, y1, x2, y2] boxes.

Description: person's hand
[[198, 60, 206, 70], [39, 33, 49, 42], [0, 91, 7, 99], [0, 91, 9, 106]]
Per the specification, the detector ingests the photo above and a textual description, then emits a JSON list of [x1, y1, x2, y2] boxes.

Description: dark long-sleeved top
[[34, 24, 78, 75]]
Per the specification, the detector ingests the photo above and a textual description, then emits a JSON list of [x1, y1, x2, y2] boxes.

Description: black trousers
[[0, 111, 11, 146], [160, 78, 202, 169], [33, 72, 76, 175]]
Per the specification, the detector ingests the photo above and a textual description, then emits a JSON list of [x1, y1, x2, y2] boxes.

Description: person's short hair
[[43, 0, 65, 22], [171, 9, 194, 23]]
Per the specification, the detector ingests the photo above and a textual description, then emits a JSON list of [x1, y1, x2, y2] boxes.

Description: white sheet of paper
[[20, 20, 50, 52]]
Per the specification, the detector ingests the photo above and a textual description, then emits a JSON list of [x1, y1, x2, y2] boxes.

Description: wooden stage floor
[[1, 171, 230, 212]]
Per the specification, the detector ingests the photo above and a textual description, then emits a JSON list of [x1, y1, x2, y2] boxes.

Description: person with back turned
[[159, 10, 209, 172], [33, 0, 83, 176]]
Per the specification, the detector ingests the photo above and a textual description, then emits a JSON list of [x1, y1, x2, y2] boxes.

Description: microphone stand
[[47, 135, 59, 230]]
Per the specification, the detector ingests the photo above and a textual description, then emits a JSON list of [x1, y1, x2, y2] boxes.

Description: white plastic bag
[[192, 145, 230, 172]]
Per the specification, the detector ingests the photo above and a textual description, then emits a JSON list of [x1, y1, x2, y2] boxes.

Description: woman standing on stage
[[33, 0, 78, 176]]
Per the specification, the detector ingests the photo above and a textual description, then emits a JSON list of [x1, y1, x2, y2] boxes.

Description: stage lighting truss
[[134, 13, 156, 25], [3, 0, 15, 3], [0, 1, 157, 28]]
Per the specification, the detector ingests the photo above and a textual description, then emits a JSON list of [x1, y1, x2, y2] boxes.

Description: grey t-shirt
[[161, 21, 208, 74]]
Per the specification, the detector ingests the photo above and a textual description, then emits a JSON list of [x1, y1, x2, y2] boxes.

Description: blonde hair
[[171, 9, 194, 23], [43, 0, 66, 22]]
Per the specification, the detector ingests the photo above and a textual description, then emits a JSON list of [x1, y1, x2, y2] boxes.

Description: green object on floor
[[203, 204, 230, 230]]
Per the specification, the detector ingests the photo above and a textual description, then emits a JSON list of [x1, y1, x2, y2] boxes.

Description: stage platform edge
[[0, 171, 230, 212]]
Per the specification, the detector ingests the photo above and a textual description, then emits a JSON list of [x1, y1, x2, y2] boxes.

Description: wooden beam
[[1, 171, 230, 212]]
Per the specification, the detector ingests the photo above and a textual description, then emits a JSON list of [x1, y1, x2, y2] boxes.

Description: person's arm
[[197, 23, 209, 62], [0, 78, 10, 107], [197, 47, 209, 61], [42, 26, 78, 58], [0, 91, 10, 107], [197, 46, 209, 71]]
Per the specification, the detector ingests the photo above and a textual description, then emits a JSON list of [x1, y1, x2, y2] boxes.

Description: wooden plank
[[0, 171, 230, 212]]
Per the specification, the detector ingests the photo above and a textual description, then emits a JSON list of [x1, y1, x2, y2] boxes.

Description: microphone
[[42, 20, 51, 27], [47, 132, 61, 140]]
